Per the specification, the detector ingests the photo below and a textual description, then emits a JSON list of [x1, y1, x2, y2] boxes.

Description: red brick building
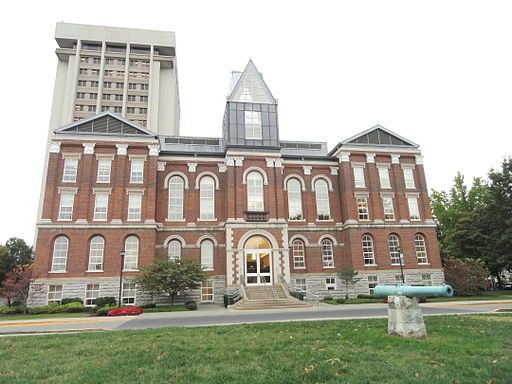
[[30, 60, 444, 306]]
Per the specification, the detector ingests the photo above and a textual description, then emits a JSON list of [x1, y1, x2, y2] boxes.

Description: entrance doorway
[[244, 236, 272, 286]]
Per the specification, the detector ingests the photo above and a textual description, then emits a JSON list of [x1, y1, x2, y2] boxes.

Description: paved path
[[0, 300, 510, 335]]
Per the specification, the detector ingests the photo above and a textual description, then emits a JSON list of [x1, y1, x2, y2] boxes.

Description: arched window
[[199, 176, 215, 220], [388, 235, 400, 265], [292, 239, 306, 268], [88, 236, 104, 271], [414, 234, 429, 264], [315, 179, 330, 220], [168, 240, 181, 261], [247, 171, 264, 211], [51, 237, 68, 272], [287, 178, 303, 220], [321, 239, 334, 268], [362, 234, 375, 265], [124, 236, 139, 271], [168, 176, 184, 220], [201, 240, 214, 271]]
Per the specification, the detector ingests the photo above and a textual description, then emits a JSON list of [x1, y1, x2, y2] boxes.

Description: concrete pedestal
[[387, 295, 427, 338]]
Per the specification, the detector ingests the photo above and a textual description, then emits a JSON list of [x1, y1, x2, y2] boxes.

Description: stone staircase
[[229, 284, 312, 310]]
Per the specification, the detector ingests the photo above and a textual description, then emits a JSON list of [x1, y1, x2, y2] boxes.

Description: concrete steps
[[230, 285, 311, 310]]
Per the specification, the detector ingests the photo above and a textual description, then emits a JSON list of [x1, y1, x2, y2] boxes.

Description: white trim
[[236, 229, 279, 250], [242, 167, 268, 185], [366, 153, 375, 163], [289, 234, 309, 246], [376, 162, 391, 169], [319, 234, 338, 246], [82, 143, 96, 154], [379, 192, 395, 198], [195, 171, 220, 190], [163, 171, 190, 190], [283, 174, 306, 192], [196, 234, 219, 247], [125, 188, 145, 195], [62, 152, 82, 160], [311, 175, 334, 192], [95, 154, 115, 160], [405, 192, 420, 198], [92, 188, 112, 194], [350, 162, 366, 168], [163, 235, 186, 247], [57, 187, 78, 194], [391, 154, 401, 164], [400, 163, 415, 170]]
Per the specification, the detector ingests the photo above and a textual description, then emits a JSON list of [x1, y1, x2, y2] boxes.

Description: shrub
[[62, 302, 85, 313], [323, 296, 334, 301], [140, 303, 156, 309], [47, 303, 63, 313], [28, 305, 50, 314], [185, 301, 197, 310], [335, 297, 346, 304], [0, 306, 23, 314], [143, 306, 189, 312], [107, 307, 143, 316], [96, 306, 116, 316], [357, 294, 377, 300], [93, 296, 117, 308], [61, 297, 83, 305]]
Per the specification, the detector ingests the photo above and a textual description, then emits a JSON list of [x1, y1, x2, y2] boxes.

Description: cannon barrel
[[374, 284, 454, 298]]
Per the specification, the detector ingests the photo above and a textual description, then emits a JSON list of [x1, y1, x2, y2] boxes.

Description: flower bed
[[107, 307, 143, 316]]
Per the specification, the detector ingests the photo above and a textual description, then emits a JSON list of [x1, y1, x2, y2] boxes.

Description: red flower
[[107, 306, 143, 316]]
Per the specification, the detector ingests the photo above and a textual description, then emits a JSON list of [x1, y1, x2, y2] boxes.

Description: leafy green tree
[[0, 245, 15, 285], [336, 268, 361, 299], [443, 258, 490, 291], [135, 258, 206, 305], [5, 238, 33, 265]]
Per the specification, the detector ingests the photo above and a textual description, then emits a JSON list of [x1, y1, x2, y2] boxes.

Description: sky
[[0, 0, 511, 245]]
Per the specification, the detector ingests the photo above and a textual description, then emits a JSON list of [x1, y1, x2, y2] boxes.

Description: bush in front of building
[[0, 306, 23, 314], [335, 297, 346, 304], [96, 306, 116, 316], [140, 303, 156, 309], [357, 294, 378, 300], [93, 296, 117, 308], [27, 302, 86, 314], [61, 297, 83, 305], [185, 301, 197, 310]]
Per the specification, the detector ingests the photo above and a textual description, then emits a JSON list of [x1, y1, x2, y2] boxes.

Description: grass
[[0, 314, 510, 383], [427, 290, 512, 302], [0, 312, 92, 322]]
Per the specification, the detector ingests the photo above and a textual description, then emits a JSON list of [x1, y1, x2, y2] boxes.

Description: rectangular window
[[105, 58, 114, 65], [76, 92, 85, 99], [353, 166, 365, 188], [116, 82, 124, 89], [114, 106, 122, 113], [294, 278, 306, 292], [292, 242, 306, 269], [357, 196, 369, 220], [91, 69, 100, 76], [75, 105, 85, 111], [245, 111, 262, 139], [128, 193, 142, 221], [118, 59, 126, 66], [77, 80, 87, 86], [422, 274, 432, 286], [407, 196, 420, 220], [93, 57, 101, 64], [58, 192, 75, 221], [127, 107, 136, 114], [140, 84, 149, 90], [103, 81, 112, 88], [91, 81, 99, 87], [368, 276, 378, 294], [325, 277, 336, 291], [79, 68, 87, 75], [200, 280, 214, 302], [115, 94, 123, 101], [47, 285, 63, 304], [88, 105, 96, 112], [102, 93, 111, 100], [403, 168, 415, 189], [130, 159, 144, 183], [116, 71, 124, 78], [139, 108, 147, 114], [101, 106, 110, 112], [378, 167, 391, 189], [140, 95, 148, 102], [96, 158, 112, 183], [89, 93, 98, 99], [122, 282, 136, 305], [129, 83, 137, 89], [62, 158, 78, 182], [85, 284, 100, 306], [80, 57, 89, 63], [93, 193, 109, 221], [382, 196, 395, 220], [104, 70, 113, 77]]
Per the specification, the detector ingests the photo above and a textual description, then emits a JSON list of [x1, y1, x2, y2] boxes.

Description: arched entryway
[[244, 236, 272, 286]]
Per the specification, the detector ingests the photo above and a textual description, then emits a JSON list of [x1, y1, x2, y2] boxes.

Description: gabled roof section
[[227, 60, 276, 104], [340, 125, 419, 148], [54, 112, 157, 138]]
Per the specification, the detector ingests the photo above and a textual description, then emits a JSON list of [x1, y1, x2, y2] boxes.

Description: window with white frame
[[407, 196, 420, 220], [93, 193, 109, 221], [414, 234, 429, 264], [382, 196, 395, 220], [62, 158, 78, 182], [287, 179, 303, 220], [130, 158, 144, 183], [291, 239, 306, 268], [357, 196, 369, 220], [124, 236, 139, 270], [168, 240, 181, 261], [48, 285, 63, 304], [199, 176, 215, 220], [168, 176, 184, 220], [96, 158, 112, 183], [294, 278, 307, 291], [127, 193, 142, 221], [247, 171, 264, 211], [353, 166, 365, 188], [201, 240, 214, 271], [325, 277, 336, 290], [201, 280, 214, 302], [403, 167, 415, 189], [51, 237, 68, 272], [378, 167, 391, 189], [321, 239, 334, 268], [315, 179, 331, 220], [88, 236, 104, 271], [362, 234, 375, 265], [368, 276, 378, 294], [122, 282, 136, 304], [422, 274, 432, 286], [245, 111, 262, 139], [85, 284, 100, 306], [58, 192, 75, 221], [388, 234, 400, 265]]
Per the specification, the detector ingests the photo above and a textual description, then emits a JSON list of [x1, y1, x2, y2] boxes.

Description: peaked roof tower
[[227, 60, 276, 104]]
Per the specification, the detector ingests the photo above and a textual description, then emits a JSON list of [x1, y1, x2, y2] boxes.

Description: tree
[[0, 264, 42, 311], [0, 245, 15, 286], [443, 258, 490, 291], [5, 238, 33, 265], [135, 258, 206, 305], [336, 268, 361, 299]]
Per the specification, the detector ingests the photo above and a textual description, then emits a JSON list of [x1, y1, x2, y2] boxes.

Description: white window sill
[[197, 218, 217, 222], [358, 218, 370, 221], [323, 266, 335, 269], [122, 269, 139, 272], [203, 268, 214, 272], [410, 218, 421, 221], [165, 218, 186, 222], [57, 219, 72, 222], [93, 219, 108, 222], [316, 219, 334, 222], [61, 180, 77, 183], [289, 219, 306, 222], [127, 219, 142, 222], [391, 263, 401, 266], [49, 270, 67, 274], [96, 181, 110, 184], [363, 264, 378, 267], [384, 219, 396, 221], [293, 266, 307, 270], [129, 181, 144, 184], [418, 263, 431, 266], [86, 270, 104, 273]]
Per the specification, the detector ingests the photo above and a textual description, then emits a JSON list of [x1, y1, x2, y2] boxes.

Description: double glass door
[[245, 250, 272, 285]]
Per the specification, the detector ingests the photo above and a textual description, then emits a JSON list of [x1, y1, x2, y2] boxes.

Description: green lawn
[[0, 314, 511, 383], [427, 290, 512, 302], [0, 312, 92, 322]]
